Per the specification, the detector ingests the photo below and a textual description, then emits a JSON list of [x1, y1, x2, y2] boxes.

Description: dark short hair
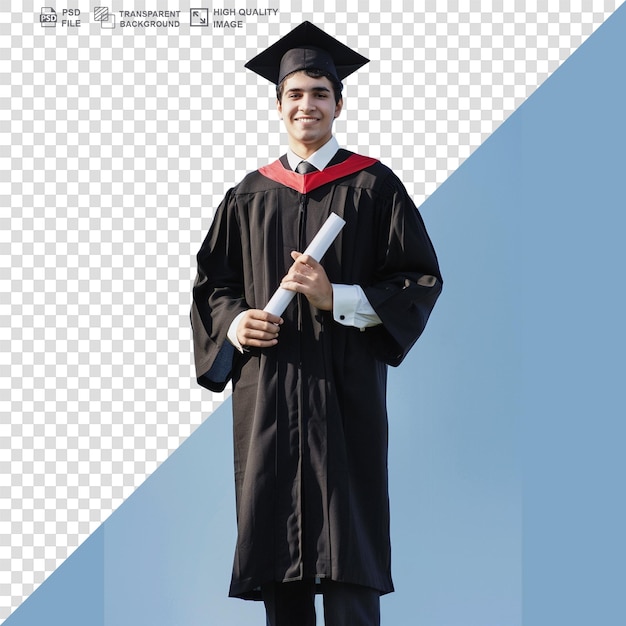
[[276, 68, 343, 104]]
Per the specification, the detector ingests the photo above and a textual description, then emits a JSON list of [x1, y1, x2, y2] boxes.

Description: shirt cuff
[[332, 284, 382, 329], [227, 311, 247, 353]]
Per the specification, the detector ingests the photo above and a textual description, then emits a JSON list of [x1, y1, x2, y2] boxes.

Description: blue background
[[6, 5, 626, 625]]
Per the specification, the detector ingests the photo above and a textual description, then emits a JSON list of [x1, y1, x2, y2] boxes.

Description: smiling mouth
[[295, 117, 319, 123]]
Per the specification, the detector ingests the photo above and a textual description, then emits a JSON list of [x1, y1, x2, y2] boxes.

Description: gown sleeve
[[361, 171, 443, 366], [190, 188, 248, 391]]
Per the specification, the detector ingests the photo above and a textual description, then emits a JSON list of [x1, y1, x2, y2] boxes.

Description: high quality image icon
[[190, 8, 209, 27]]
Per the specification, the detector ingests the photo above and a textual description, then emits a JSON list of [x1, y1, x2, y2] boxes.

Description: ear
[[277, 99, 283, 119], [334, 98, 343, 119]]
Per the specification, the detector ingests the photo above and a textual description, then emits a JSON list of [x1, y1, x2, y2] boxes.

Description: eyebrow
[[285, 86, 331, 94]]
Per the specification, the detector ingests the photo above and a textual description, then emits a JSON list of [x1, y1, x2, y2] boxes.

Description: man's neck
[[287, 136, 340, 172]]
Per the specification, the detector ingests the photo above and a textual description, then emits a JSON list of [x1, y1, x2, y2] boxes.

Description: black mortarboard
[[245, 21, 369, 85]]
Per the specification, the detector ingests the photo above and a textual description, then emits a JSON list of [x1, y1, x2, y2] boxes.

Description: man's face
[[277, 72, 343, 158]]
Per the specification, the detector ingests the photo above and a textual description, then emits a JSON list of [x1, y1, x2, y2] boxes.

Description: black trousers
[[262, 579, 381, 626]]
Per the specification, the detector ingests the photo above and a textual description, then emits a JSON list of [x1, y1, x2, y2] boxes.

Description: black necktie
[[295, 161, 318, 174]]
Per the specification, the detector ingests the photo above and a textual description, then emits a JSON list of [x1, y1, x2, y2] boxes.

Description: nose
[[298, 93, 315, 111]]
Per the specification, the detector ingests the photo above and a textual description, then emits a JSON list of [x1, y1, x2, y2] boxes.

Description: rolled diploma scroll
[[263, 212, 346, 317]]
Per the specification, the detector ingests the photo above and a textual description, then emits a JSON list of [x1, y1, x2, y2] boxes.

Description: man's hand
[[280, 251, 333, 311], [236, 309, 283, 348]]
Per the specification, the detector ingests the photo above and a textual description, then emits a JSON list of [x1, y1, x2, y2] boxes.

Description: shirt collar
[[286, 136, 340, 172]]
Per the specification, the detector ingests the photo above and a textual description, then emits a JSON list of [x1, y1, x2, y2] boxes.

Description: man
[[191, 22, 442, 626]]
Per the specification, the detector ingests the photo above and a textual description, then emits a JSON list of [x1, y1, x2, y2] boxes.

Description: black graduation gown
[[191, 150, 442, 599]]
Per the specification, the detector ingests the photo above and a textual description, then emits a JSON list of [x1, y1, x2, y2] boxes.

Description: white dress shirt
[[286, 135, 341, 171]]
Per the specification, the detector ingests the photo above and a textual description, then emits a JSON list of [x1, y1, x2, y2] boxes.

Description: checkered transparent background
[[0, 0, 620, 619]]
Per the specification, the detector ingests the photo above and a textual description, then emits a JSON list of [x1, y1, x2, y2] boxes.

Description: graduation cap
[[245, 21, 369, 85]]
